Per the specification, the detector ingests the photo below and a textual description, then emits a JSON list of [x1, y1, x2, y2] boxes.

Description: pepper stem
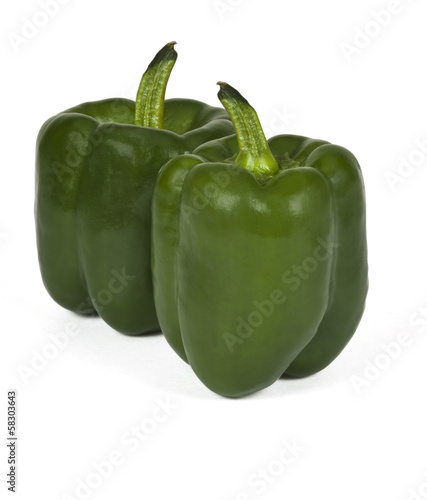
[[135, 42, 177, 128], [217, 82, 279, 178]]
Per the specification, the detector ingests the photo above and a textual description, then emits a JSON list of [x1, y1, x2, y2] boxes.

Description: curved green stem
[[135, 42, 177, 128], [217, 82, 279, 178]]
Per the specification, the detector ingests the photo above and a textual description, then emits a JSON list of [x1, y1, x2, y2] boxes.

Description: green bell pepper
[[152, 82, 368, 397], [35, 43, 234, 335]]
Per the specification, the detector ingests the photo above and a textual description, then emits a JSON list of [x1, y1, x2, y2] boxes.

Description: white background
[[2, 0, 427, 498]]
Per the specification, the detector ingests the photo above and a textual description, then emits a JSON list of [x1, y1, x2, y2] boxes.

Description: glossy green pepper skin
[[152, 83, 368, 397], [35, 43, 233, 335]]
